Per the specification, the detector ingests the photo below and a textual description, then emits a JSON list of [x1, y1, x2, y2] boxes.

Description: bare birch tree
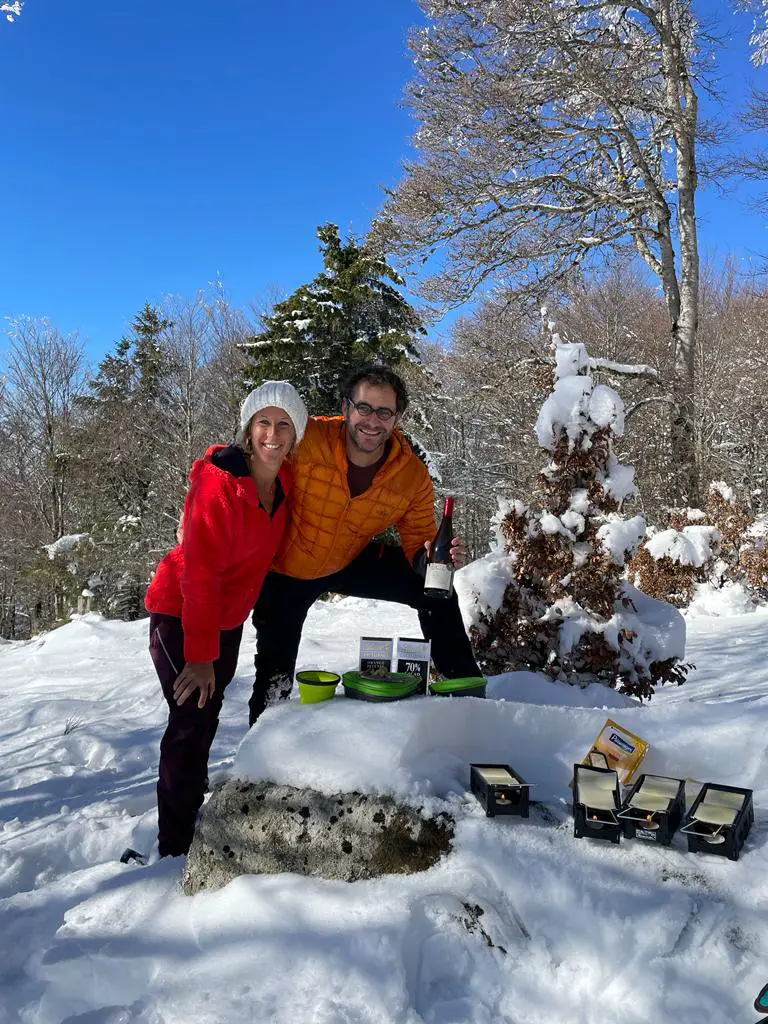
[[375, 0, 720, 506], [0, 318, 85, 624], [3, 317, 85, 541]]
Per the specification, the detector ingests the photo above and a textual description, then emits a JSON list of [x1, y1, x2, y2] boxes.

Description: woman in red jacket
[[144, 381, 308, 858]]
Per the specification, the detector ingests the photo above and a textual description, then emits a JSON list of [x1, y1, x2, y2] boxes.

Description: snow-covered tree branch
[[733, 0, 768, 64], [375, 0, 722, 506], [1, 2, 23, 23]]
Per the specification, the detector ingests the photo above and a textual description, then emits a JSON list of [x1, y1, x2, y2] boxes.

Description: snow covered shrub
[[469, 341, 688, 700], [741, 524, 768, 599], [705, 483, 751, 554], [705, 485, 768, 599], [629, 512, 720, 608], [630, 483, 768, 606]]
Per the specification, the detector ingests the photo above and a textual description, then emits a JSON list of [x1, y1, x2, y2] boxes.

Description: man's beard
[[346, 419, 389, 454]]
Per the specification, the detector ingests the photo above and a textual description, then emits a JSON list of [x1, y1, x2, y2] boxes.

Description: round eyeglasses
[[346, 398, 397, 421]]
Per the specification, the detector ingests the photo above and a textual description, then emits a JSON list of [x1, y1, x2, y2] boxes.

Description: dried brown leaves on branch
[[630, 483, 768, 605]]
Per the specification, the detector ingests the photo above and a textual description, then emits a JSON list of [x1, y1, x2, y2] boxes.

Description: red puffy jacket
[[145, 444, 291, 662]]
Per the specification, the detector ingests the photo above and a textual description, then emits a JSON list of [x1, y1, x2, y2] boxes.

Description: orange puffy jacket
[[273, 416, 436, 579]]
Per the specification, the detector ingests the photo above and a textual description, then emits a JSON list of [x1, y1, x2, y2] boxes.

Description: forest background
[[3, 0, 768, 638]]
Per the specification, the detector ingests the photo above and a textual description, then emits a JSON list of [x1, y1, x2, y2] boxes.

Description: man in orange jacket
[[248, 364, 481, 725]]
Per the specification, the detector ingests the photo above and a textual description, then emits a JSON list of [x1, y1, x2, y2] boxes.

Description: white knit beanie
[[238, 380, 308, 445]]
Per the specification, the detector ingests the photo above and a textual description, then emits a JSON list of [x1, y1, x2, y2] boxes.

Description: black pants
[[150, 612, 243, 857], [249, 543, 481, 726]]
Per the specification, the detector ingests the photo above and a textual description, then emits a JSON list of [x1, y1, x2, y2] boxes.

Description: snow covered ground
[[1, 594, 767, 1024]]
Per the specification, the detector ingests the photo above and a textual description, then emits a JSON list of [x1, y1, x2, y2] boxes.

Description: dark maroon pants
[[149, 612, 243, 857]]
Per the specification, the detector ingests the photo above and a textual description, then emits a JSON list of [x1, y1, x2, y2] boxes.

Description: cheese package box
[[578, 719, 649, 786]]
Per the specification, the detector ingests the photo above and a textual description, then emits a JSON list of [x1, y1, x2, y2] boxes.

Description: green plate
[[429, 676, 487, 697]]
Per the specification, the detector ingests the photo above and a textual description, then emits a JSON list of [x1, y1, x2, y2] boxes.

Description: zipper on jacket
[[154, 625, 179, 676]]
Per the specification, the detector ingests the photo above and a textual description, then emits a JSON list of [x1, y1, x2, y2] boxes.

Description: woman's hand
[[173, 661, 216, 708]]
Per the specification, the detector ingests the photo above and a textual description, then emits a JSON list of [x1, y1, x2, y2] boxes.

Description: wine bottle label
[[425, 563, 453, 591]]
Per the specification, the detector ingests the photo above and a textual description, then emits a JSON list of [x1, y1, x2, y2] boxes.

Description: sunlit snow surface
[[1, 593, 767, 1023]]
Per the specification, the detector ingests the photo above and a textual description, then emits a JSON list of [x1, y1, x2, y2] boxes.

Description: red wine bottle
[[424, 496, 455, 599]]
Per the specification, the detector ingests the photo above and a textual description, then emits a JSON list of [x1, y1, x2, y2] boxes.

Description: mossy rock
[[182, 780, 454, 895]]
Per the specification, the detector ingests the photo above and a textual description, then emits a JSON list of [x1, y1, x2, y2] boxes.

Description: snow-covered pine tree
[[76, 304, 174, 619], [469, 339, 688, 700], [240, 224, 425, 413]]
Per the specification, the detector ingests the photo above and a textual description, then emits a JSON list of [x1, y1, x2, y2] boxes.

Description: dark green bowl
[[429, 676, 487, 698]]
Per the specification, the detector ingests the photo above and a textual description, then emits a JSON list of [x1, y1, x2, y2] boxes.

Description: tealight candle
[[639, 814, 660, 831]]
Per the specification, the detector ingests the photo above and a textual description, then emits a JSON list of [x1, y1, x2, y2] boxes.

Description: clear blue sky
[[1, 1, 767, 363], [1, 0, 423, 358]]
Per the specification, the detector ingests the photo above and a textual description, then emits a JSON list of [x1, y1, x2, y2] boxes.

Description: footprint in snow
[[402, 893, 519, 1024]]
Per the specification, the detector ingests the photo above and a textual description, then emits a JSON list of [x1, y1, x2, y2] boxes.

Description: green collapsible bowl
[[297, 670, 341, 704], [342, 671, 421, 702], [429, 676, 487, 698]]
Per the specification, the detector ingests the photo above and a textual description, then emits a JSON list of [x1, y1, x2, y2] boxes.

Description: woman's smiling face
[[247, 406, 296, 468]]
